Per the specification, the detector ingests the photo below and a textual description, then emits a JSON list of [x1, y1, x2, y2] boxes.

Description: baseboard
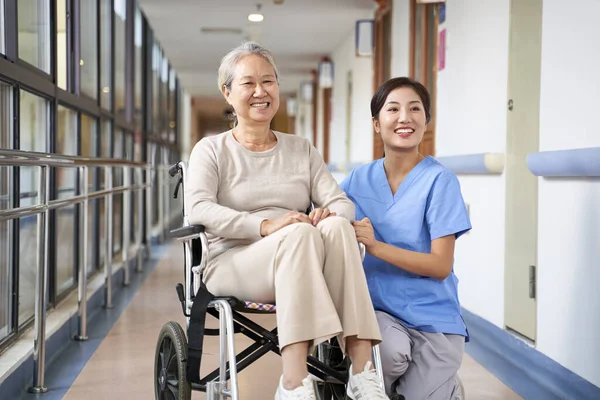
[[462, 308, 600, 400]]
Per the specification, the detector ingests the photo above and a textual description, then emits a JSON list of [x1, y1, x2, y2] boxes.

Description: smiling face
[[222, 54, 280, 126], [373, 86, 428, 152]]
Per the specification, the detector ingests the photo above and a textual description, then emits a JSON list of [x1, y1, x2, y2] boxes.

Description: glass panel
[[0, 0, 5, 54], [18, 0, 51, 73], [161, 57, 168, 140], [18, 91, 48, 326], [100, 0, 112, 109], [19, 91, 47, 207], [169, 69, 176, 143], [56, 0, 68, 90], [112, 130, 123, 254], [81, 115, 98, 273], [81, 0, 98, 99], [134, 7, 143, 131], [152, 43, 160, 134], [55, 107, 77, 296], [97, 120, 111, 269], [114, 0, 127, 118], [0, 82, 13, 340]]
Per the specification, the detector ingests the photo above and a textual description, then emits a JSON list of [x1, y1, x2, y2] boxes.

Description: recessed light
[[248, 13, 264, 22]]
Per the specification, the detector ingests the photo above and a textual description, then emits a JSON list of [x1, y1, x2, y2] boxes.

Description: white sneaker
[[347, 361, 389, 399], [275, 375, 316, 400]]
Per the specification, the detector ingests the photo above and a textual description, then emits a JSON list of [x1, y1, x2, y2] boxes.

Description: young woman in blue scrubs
[[340, 77, 472, 400]]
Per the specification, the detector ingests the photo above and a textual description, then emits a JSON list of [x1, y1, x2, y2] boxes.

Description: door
[[503, 0, 543, 341], [372, 0, 392, 160], [410, 0, 439, 157]]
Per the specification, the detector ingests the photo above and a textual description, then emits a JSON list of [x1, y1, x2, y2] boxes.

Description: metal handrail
[[0, 149, 157, 394]]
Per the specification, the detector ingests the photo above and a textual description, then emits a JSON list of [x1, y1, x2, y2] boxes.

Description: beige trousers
[[203, 216, 382, 351]]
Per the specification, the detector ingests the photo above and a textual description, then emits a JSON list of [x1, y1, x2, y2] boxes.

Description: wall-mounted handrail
[[435, 153, 505, 175], [0, 149, 155, 394], [526, 147, 600, 177]]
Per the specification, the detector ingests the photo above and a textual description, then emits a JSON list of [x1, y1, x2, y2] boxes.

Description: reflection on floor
[[63, 243, 522, 400]]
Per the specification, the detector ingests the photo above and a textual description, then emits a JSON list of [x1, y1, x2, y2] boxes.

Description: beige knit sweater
[[185, 130, 355, 259]]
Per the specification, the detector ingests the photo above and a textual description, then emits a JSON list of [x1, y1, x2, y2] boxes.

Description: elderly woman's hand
[[260, 211, 312, 237], [309, 208, 337, 226]]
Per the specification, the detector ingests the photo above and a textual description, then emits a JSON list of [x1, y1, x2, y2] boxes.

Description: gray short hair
[[217, 42, 280, 93]]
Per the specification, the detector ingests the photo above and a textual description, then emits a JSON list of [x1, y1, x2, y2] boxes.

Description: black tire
[[313, 338, 350, 400], [154, 321, 192, 400]]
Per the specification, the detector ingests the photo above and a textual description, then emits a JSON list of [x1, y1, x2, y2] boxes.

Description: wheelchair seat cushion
[[244, 301, 276, 312]]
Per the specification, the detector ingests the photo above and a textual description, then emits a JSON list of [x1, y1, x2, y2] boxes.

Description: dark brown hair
[[370, 77, 431, 123]]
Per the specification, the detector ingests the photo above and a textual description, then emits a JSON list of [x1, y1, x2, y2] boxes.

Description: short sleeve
[[426, 172, 472, 240], [338, 168, 355, 194]]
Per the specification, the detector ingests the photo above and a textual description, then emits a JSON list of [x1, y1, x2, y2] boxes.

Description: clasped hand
[[352, 217, 379, 252], [260, 208, 336, 236]]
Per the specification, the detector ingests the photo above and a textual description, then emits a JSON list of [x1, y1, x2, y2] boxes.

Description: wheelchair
[[154, 161, 385, 400]]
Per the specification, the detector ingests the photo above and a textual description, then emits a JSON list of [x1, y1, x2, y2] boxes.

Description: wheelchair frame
[[155, 160, 384, 400]]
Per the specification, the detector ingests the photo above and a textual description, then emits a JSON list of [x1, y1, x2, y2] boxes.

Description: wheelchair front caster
[[154, 321, 192, 400], [313, 338, 350, 400]]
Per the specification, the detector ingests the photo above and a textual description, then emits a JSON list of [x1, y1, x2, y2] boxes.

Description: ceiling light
[[248, 13, 264, 22], [248, 4, 264, 22]]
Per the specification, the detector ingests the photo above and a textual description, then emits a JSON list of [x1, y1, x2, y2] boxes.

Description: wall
[[535, 0, 600, 386], [434, 0, 510, 329], [390, 0, 411, 78], [329, 22, 374, 166]]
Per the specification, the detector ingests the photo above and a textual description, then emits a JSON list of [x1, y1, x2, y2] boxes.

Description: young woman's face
[[373, 86, 427, 151], [223, 54, 280, 125]]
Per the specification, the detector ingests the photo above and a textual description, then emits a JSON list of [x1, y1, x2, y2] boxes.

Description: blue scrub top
[[340, 156, 472, 339]]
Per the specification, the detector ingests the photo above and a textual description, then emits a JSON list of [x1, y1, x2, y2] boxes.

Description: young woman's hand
[[308, 207, 337, 226], [260, 211, 312, 236], [352, 217, 380, 252]]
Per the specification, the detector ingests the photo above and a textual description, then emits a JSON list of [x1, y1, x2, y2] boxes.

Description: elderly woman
[[186, 42, 388, 400]]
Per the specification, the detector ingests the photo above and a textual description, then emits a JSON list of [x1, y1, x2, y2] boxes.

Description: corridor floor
[[62, 243, 522, 400]]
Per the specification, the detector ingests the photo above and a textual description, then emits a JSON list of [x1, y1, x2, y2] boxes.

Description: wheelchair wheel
[[313, 338, 350, 400], [154, 321, 191, 400]]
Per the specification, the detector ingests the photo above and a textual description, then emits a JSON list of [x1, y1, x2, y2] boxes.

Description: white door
[[503, 0, 543, 341]]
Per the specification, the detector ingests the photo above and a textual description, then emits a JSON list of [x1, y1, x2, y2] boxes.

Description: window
[[0, 82, 14, 340], [18, 91, 48, 325], [114, 0, 127, 117], [81, 0, 98, 99], [160, 58, 169, 140], [18, 0, 51, 73], [55, 106, 77, 296], [100, 0, 112, 109], [169, 69, 177, 143], [56, 0, 68, 90], [81, 114, 98, 272], [0, 0, 5, 54], [152, 43, 160, 133], [112, 130, 123, 254], [134, 6, 143, 130]]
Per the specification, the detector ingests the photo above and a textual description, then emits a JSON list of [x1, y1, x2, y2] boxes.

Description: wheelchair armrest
[[169, 225, 205, 239], [169, 163, 180, 177]]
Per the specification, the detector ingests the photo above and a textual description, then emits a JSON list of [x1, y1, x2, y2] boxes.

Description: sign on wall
[[438, 29, 447, 71]]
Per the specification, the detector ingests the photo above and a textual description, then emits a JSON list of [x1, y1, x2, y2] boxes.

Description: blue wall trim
[[435, 153, 490, 174], [0, 245, 166, 400], [527, 147, 600, 177], [462, 308, 600, 400]]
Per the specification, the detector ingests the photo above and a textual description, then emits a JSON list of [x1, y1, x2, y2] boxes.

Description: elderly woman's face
[[224, 54, 280, 125]]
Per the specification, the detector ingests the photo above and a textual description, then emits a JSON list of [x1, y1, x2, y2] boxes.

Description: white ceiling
[[138, 0, 376, 98]]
